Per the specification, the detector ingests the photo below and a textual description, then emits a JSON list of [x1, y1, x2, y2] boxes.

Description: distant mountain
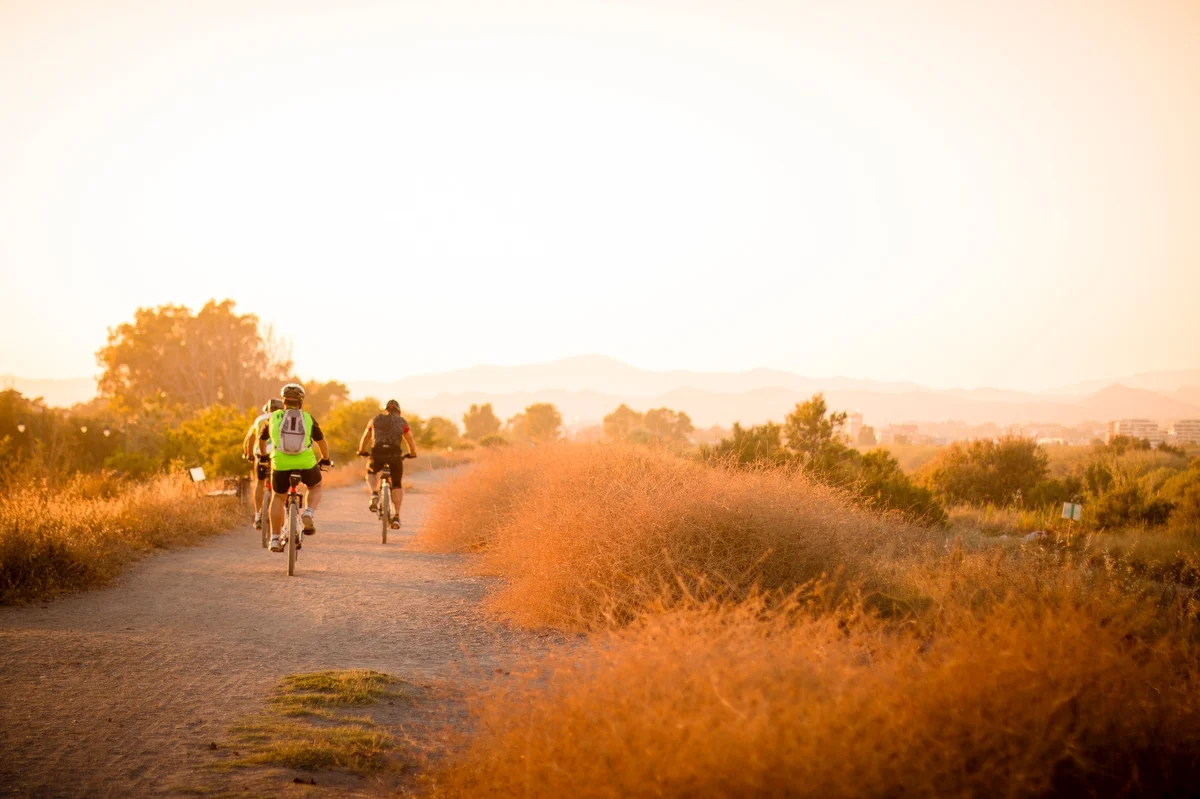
[[11, 357, 1200, 429], [1076, 384, 1200, 421], [346, 354, 927, 401], [398, 384, 1200, 430], [1050, 369, 1200, 396]]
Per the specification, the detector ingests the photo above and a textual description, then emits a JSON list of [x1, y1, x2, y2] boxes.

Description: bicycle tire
[[287, 499, 299, 576], [260, 491, 270, 549], [380, 481, 390, 545]]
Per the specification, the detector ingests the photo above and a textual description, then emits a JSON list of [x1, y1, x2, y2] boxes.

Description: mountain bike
[[278, 460, 332, 576], [360, 451, 416, 544]]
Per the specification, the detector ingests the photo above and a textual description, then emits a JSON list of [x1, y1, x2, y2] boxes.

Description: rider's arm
[[357, 421, 374, 453], [310, 419, 331, 462], [242, 424, 257, 459], [257, 427, 269, 456], [403, 429, 418, 457]]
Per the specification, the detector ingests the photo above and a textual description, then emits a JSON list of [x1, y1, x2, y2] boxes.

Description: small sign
[[189, 467, 207, 482], [1062, 502, 1082, 521]]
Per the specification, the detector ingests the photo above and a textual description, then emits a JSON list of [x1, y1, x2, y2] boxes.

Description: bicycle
[[277, 459, 332, 577], [359, 451, 416, 544]]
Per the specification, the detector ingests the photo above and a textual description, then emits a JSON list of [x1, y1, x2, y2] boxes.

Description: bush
[[0, 474, 242, 603], [427, 577, 1200, 799], [416, 444, 923, 630], [922, 437, 1049, 506]]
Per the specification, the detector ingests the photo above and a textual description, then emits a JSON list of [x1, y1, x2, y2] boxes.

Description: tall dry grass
[[416, 444, 927, 630], [0, 473, 243, 603], [427, 566, 1200, 799]]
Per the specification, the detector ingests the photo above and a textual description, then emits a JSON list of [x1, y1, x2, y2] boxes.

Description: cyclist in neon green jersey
[[257, 382, 332, 552]]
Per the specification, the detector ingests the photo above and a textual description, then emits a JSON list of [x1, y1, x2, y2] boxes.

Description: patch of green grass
[[267, 669, 402, 713], [209, 669, 414, 781], [230, 718, 395, 772]]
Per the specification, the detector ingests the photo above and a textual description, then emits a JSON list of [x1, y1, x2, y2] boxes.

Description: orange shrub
[[416, 444, 924, 630], [426, 577, 1200, 798]]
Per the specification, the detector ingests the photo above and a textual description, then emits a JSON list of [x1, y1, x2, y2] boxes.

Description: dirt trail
[[0, 469, 541, 798]]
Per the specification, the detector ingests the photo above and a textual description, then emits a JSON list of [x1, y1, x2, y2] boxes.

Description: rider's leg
[[366, 471, 380, 493], [269, 492, 286, 535], [391, 484, 403, 515], [306, 482, 323, 510]]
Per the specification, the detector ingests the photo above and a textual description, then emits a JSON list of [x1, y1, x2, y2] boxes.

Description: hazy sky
[[2, 0, 1197, 391]]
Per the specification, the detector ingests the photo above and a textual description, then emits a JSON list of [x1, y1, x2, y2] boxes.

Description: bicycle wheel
[[380, 483, 390, 545], [287, 499, 299, 576], [260, 491, 270, 548]]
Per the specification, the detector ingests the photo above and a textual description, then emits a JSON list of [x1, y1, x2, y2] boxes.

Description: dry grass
[[419, 445, 1200, 798], [416, 444, 928, 630], [0, 472, 243, 603], [427, 569, 1200, 799]]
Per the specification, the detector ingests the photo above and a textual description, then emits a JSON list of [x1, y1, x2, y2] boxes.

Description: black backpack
[[373, 413, 405, 451]]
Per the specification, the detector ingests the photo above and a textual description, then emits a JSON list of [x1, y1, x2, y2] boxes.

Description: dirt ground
[[0, 469, 550, 798]]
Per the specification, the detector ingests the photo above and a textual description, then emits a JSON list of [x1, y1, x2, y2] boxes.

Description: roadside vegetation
[[0, 470, 242, 603], [417, 442, 1200, 798]]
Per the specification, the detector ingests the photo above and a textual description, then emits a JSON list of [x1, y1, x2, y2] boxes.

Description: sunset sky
[[1, 0, 1197, 391]]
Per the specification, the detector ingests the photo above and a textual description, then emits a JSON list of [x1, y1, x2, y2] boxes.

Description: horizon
[[7, 350, 1200, 395]]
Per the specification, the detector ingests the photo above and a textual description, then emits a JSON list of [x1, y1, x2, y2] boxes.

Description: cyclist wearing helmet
[[258, 382, 332, 552], [356, 399, 418, 529], [243, 397, 284, 530]]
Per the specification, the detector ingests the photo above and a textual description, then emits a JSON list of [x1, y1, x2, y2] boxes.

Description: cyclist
[[258, 383, 332, 552], [356, 399, 418, 529], [242, 398, 283, 531]]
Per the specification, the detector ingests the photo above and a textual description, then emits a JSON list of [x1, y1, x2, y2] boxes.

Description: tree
[[164, 404, 257, 477], [302, 380, 350, 419], [857, 425, 877, 447], [644, 407, 694, 443], [324, 398, 381, 462], [708, 422, 786, 466], [422, 416, 461, 448], [922, 437, 1049, 506], [462, 403, 501, 441], [508, 403, 562, 442], [854, 450, 946, 524], [783, 393, 853, 480], [603, 404, 644, 441], [97, 299, 291, 413]]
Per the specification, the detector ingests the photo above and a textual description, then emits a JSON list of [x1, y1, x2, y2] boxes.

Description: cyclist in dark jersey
[[357, 399, 418, 528]]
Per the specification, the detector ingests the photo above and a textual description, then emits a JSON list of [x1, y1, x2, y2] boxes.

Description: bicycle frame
[[378, 464, 392, 544], [285, 473, 302, 576]]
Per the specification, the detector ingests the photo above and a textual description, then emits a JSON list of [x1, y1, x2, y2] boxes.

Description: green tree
[[783, 394, 853, 480], [508, 403, 562, 442], [324, 398, 381, 462], [97, 299, 291, 414], [462, 403, 501, 441], [708, 422, 786, 466], [644, 407, 694, 443], [922, 437, 1049, 506], [164, 404, 257, 477], [857, 425, 877, 447], [301, 380, 350, 419], [603, 404, 644, 441], [854, 450, 946, 524], [423, 416, 461, 448]]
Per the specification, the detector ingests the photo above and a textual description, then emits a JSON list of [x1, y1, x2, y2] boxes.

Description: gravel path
[[0, 469, 538, 798]]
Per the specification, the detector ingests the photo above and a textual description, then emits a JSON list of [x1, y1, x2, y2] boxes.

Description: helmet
[[385, 399, 400, 412], [262, 398, 284, 413], [281, 383, 305, 401]]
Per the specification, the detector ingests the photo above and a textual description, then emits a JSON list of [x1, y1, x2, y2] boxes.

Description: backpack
[[278, 409, 308, 455], [373, 413, 405, 451]]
